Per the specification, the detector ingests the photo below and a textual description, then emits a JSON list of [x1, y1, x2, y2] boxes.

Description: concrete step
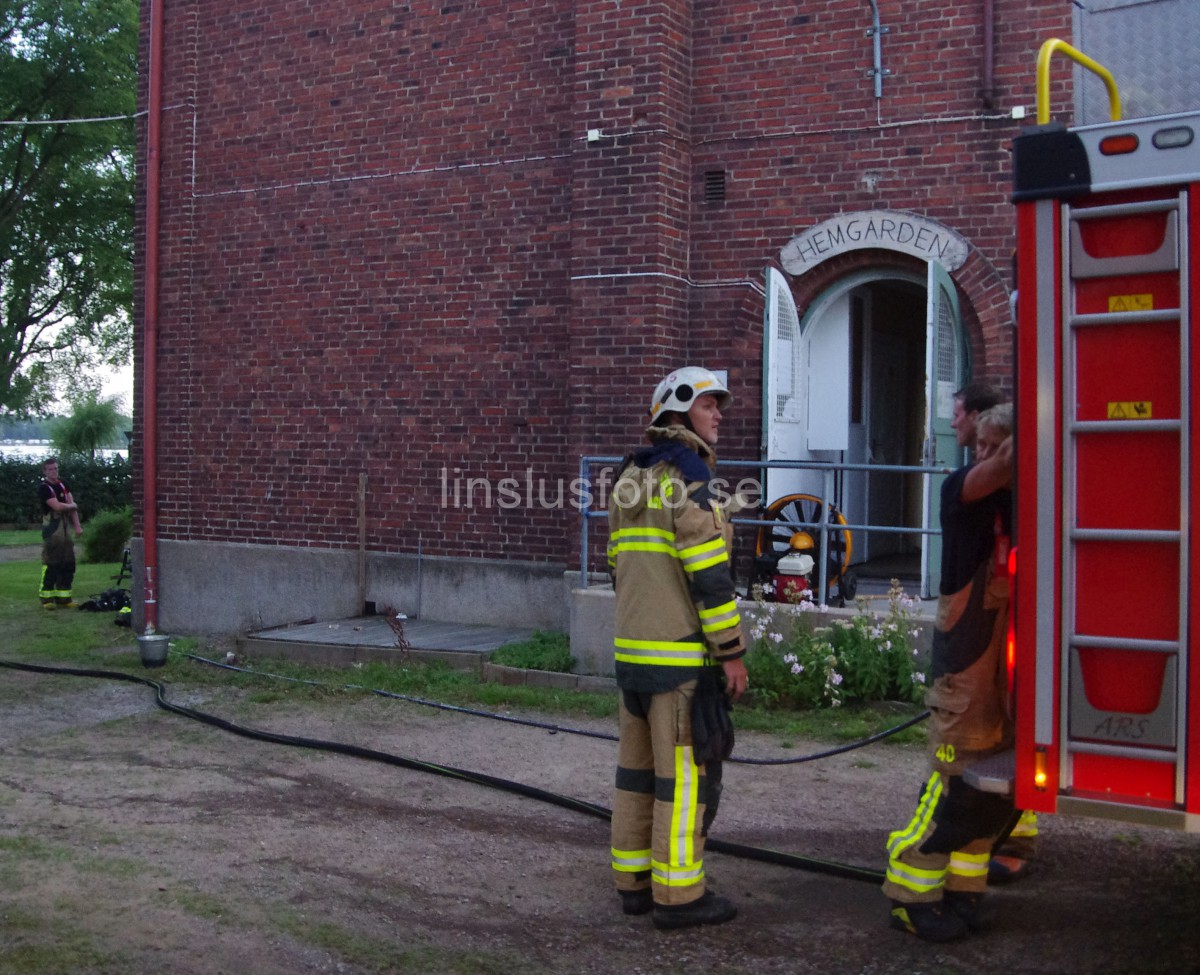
[[237, 616, 536, 671]]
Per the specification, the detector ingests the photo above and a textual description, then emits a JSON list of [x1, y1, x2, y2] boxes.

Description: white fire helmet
[[649, 367, 732, 423]]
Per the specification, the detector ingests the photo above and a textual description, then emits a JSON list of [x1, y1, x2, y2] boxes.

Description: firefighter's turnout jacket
[[607, 424, 745, 690]]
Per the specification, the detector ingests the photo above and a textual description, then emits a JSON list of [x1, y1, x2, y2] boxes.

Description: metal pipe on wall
[[865, 0, 887, 100], [981, 0, 997, 109], [141, 0, 164, 634]]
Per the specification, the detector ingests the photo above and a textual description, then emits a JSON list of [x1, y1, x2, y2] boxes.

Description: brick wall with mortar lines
[[136, 0, 1072, 568]]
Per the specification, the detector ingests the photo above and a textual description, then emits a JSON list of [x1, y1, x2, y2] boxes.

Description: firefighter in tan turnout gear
[[883, 397, 1016, 942], [607, 367, 748, 930]]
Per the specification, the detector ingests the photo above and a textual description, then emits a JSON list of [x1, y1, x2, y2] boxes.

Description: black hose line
[[183, 652, 929, 766], [0, 657, 887, 885], [185, 653, 622, 742]]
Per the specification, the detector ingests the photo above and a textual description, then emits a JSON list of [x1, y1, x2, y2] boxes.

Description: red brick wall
[[136, 0, 1072, 567]]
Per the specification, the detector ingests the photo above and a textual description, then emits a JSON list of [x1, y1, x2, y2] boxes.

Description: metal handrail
[[1036, 38, 1121, 126], [578, 454, 952, 599]]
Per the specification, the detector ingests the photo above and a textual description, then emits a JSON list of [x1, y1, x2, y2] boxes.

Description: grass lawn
[[0, 553, 926, 746], [0, 528, 41, 547], [0, 559, 138, 662]]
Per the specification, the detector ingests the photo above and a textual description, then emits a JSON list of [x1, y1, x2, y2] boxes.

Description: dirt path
[[1, 661, 1198, 975], [0, 545, 41, 563]]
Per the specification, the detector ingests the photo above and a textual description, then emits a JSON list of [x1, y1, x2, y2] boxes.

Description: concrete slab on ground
[[237, 616, 537, 671]]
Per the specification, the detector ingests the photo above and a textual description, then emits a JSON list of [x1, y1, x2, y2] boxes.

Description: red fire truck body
[[1011, 60, 1200, 829]]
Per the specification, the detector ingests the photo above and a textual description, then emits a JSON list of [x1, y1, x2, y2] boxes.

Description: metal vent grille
[[703, 170, 726, 203]]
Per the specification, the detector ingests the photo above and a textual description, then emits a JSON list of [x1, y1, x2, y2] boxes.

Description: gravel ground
[[1, 657, 1198, 975]]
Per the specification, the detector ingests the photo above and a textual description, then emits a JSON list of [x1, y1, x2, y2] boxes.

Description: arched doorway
[[763, 260, 968, 597]]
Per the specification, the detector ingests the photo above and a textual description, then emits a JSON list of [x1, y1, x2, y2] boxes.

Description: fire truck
[[1000, 40, 1200, 830]]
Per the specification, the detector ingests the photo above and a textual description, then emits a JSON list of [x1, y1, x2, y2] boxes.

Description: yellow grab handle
[[1036, 38, 1121, 125]]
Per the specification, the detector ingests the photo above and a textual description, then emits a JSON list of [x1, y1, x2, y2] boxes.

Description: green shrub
[[490, 631, 575, 673], [745, 580, 925, 710], [81, 506, 132, 564], [0, 455, 132, 525]]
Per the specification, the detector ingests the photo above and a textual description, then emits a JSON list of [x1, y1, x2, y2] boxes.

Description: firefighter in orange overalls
[[883, 397, 1016, 941], [607, 367, 748, 930]]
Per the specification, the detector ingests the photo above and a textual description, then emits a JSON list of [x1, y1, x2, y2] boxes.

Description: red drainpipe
[[141, 0, 164, 634]]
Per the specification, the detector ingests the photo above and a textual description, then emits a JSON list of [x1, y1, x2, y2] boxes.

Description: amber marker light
[[1034, 748, 1048, 790], [1006, 546, 1017, 675], [1099, 133, 1139, 155]]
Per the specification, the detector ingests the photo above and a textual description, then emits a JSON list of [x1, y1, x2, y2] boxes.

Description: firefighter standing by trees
[[607, 367, 749, 930], [38, 457, 83, 609]]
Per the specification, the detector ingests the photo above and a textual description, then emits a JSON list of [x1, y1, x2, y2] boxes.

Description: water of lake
[[0, 442, 127, 462]]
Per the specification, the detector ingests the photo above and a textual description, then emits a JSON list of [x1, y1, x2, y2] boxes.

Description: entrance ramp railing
[[578, 455, 952, 603]]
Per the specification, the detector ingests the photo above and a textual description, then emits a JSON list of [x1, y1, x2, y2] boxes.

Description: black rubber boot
[[889, 899, 969, 942], [653, 891, 738, 931], [619, 888, 653, 916], [943, 890, 989, 933]]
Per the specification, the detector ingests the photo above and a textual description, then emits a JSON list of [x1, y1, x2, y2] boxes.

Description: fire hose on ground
[[0, 655, 932, 885]]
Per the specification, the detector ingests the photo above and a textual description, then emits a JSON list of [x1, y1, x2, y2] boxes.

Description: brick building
[[135, 1, 1146, 636]]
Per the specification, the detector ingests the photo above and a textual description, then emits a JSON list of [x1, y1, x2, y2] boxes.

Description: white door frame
[[763, 264, 966, 597]]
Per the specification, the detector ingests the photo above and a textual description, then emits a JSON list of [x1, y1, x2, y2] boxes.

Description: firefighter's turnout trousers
[[883, 556, 1015, 903], [40, 516, 77, 607], [612, 681, 715, 907]]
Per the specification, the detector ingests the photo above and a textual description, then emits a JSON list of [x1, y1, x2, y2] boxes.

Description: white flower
[[791, 663, 804, 674], [884, 640, 892, 650], [771, 632, 784, 644], [831, 672, 844, 686], [783, 653, 798, 664], [912, 671, 926, 684]]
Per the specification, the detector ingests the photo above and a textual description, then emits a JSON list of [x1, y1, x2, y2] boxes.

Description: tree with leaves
[[51, 388, 127, 458], [1, 0, 137, 415]]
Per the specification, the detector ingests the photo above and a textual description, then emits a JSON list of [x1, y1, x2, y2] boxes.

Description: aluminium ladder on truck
[[1008, 41, 1200, 830]]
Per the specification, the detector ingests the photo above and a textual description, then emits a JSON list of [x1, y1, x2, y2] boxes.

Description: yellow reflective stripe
[[1011, 809, 1039, 838], [679, 537, 728, 573], [614, 638, 708, 667], [885, 771, 947, 894], [610, 527, 678, 557], [611, 847, 652, 872], [886, 772, 943, 860], [655, 744, 701, 888], [698, 600, 740, 633], [885, 861, 945, 894], [612, 527, 675, 541], [948, 851, 990, 879], [651, 859, 704, 887], [613, 542, 676, 555]]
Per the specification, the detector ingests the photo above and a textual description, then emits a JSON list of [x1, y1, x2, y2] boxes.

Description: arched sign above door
[[780, 210, 970, 274]]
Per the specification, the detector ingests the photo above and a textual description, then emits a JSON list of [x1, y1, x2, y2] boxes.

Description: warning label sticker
[[1107, 401, 1152, 420], [1108, 294, 1154, 312]]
